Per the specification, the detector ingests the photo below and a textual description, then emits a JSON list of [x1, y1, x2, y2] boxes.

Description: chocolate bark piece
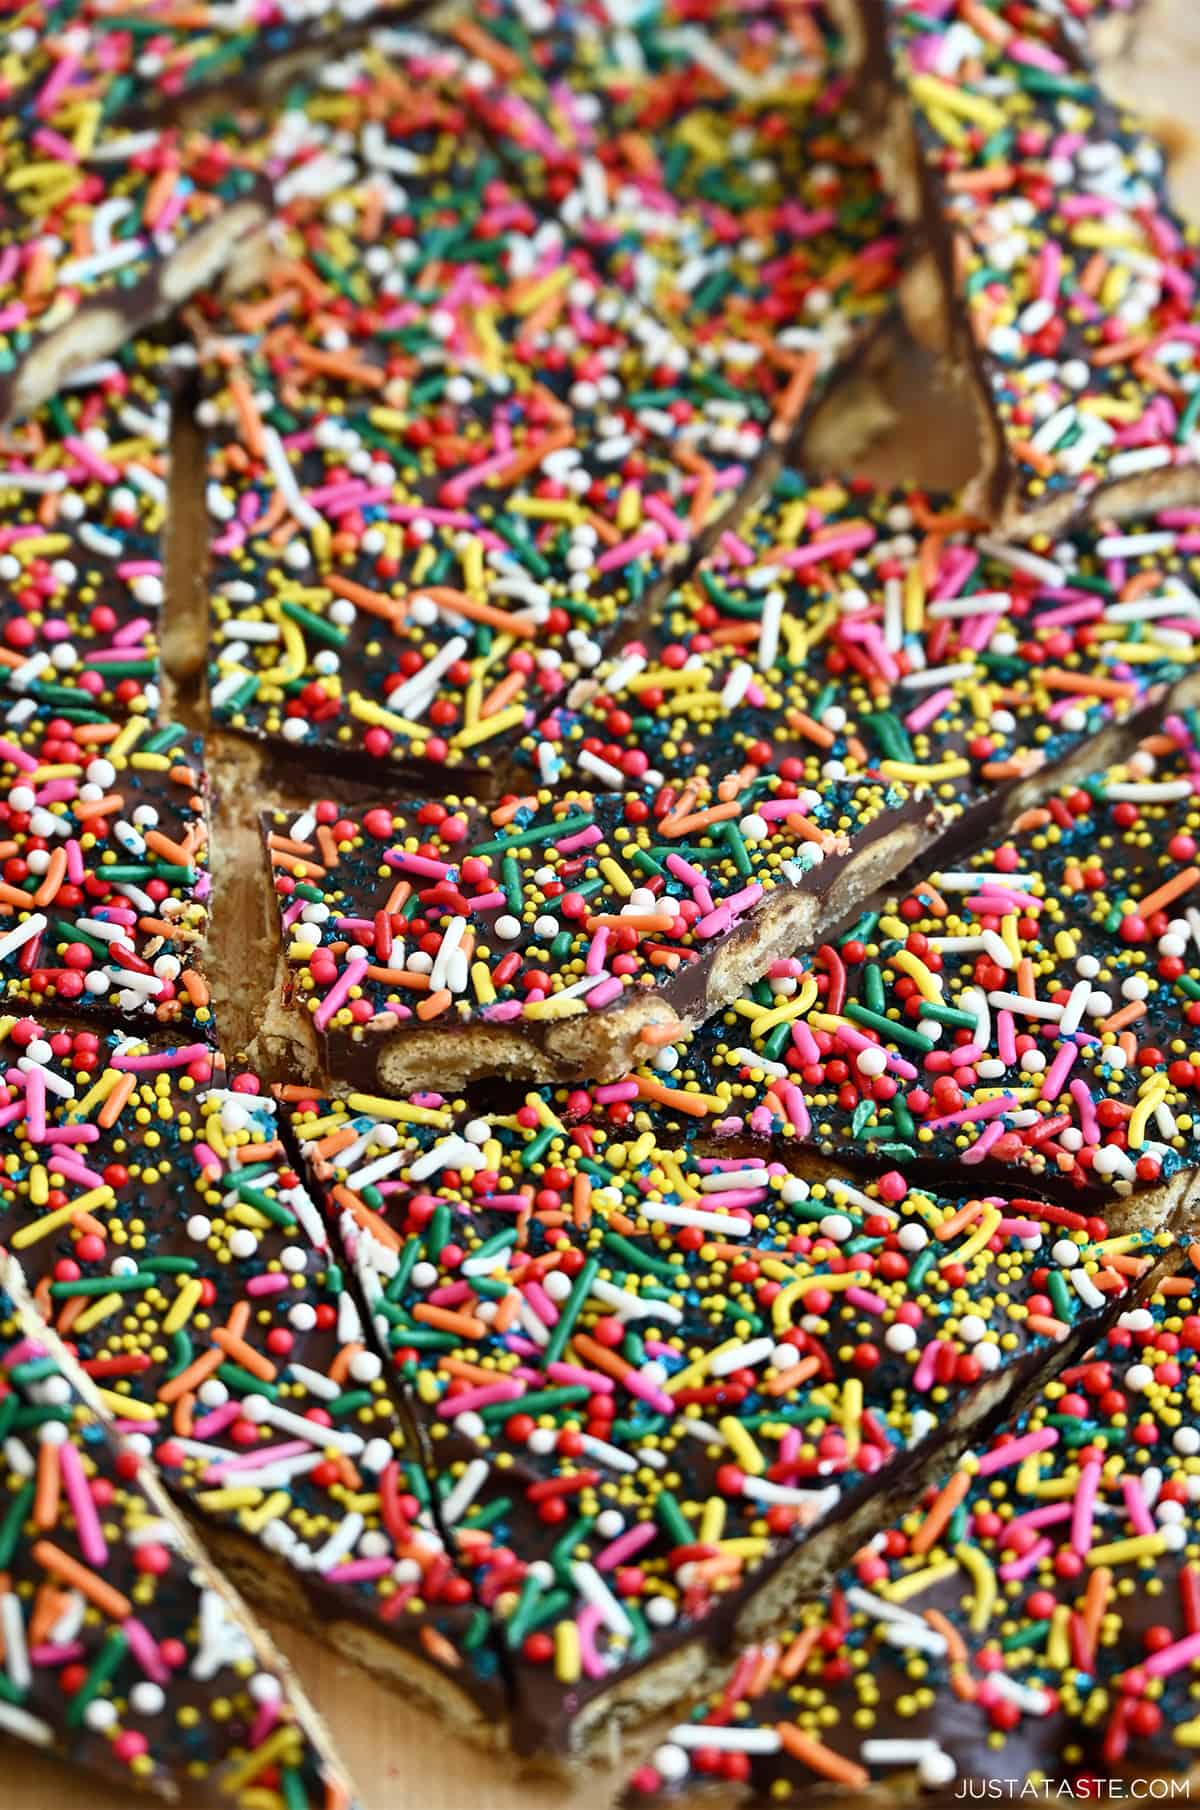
[[286, 1085, 1158, 1763], [0, 1022, 510, 1741], [529, 472, 1200, 836], [194, 30, 896, 783], [627, 1247, 1200, 1806], [0, 715, 213, 1034], [429, 3, 897, 363], [0, 1253, 359, 1808], [631, 711, 1200, 1218], [824, 0, 1200, 536], [0, 34, 268, 426], [261, 767, 936, 1092], [0, 336, 182, 719]]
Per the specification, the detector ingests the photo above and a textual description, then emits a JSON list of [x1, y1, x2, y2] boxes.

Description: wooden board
[[7, 7, 1200, 1806]]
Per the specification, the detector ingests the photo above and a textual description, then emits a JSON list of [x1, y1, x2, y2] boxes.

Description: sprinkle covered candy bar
[[647, 713, 1200, 1217], [0, 337, 178, 719], [0, 1022, 511, 1738], [194, 27, 898, 781], [825, 0, 1200, 535], [287, 1084, 1156, 1759], [427, 3, 899, 361], [626, 1245, 1200, 1804], [262, 765, 933, 1091], [530, 474, 1199, 826], [0, 716, 212, 1032], [0, 22, 269, 425], [0, 1253, 357, 1808]]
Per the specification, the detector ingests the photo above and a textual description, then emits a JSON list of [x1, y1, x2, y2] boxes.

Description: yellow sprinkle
[[772, 1270, 870, 1332], [718, 1417, 765, 1477], [890, 949, 940, 1002], [512, 264, 571, 315], [880, 757, 972, 783], [842, 1377, 862, 1460], [72, 1292, 125, 1334], [195, 1486, 265, 1514], [555, 1619, 582, 1685], [241, 1490, 292, 1535], [96, 1387, 157, 1422], [883, 1558, 960, 1604], [108, 717, 148, 761], [471, 962, 497, 1006], [699, 1499, 726, 1545], [10, 1197, 114, 1250], [628, 667, 706, 693], [598, 856, 635, 899], [521, 996, 587, 1020], [1000, 913, 1022, 966], [509, 497, 584, 523], [731, 978, 818, 1038], [1127, 1085, 1168, 1151], [345, 1094, 452, 1126], [451, 704, 526, 749], [616, 484, 642, 533], [348, 697, 424, 738], [954, 1541, 996, 1632], [461, 537, 485, 594], [949, 1205, 1002, 1267], [1047, 1603, 1072, 1670], [162, 1277, 204, 1335], [218, 1727, 305, 1795], [909, 72, 1005, 132], [1087, 1533, 1166, 1567], [903, 560, 925, 634]]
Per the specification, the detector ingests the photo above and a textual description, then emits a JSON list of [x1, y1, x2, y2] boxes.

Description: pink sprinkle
[[976, 1427, 1059, 1477], [1122, 1474, 1156, 1538], [314, 958, 368, 1032], [124, 1617, 171, 1685], [58, 1441, 107, 1566], [596, 1522, 658, 1571], [961, 1120, 1005, 1165], [1071, 1460, 1101, 1555]]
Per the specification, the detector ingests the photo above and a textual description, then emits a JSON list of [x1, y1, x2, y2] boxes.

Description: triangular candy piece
[[0, 1252, 357, 1808], [286, 1082, 1159, 1761]]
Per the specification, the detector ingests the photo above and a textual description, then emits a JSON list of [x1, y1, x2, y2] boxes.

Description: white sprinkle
[[926, 591, 1012, 619], [987, 991, 1063, 1020], [709, 1337, 776, 1377], [578, 749, 626, 789], [700, 1167, 770, 1193], [757, 588, 784, 671], [440, 1459, 490, 1527], [899, 660, 978, 689], [571, 1561, 633, 1640], [644, 1202, 752, 1236], [1100, 780, 1192, 802], [0, 914, 45, 963], [667, 1724, 783, 1753], [1096, 531, 1177, 558]]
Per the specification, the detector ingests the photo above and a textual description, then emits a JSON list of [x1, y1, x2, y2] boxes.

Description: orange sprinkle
[[412, 1304, 487, 1338], [416, 987, 453, 1021], [32, 1542, 131, 1622], [911, 1467, 970, 1555], [33, 1435, 60, 1531], [775, 1725, 868, 1788]]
